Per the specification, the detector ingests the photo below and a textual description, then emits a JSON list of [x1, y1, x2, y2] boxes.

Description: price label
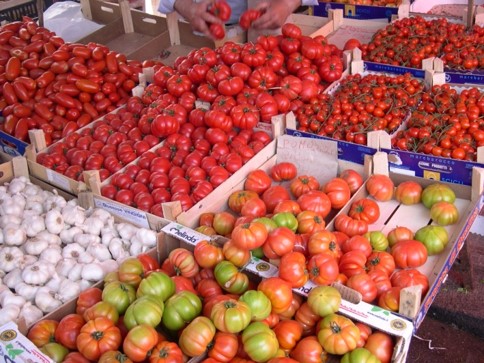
[[94, 198, 150, 229], [45, 169, 72, 193]]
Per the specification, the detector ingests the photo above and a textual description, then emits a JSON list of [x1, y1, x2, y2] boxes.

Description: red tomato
[[239, 9, 262, 30], [344, 38, 362, 51]]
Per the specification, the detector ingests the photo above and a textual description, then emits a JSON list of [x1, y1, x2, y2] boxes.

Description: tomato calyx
[[90, 331, 105, 341]]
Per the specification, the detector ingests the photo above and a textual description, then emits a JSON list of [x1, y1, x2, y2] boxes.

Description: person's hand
[[174, 0, 222, 38], [251, 0, 302, 30]]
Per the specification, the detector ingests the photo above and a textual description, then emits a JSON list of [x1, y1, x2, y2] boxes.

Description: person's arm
[[252, 0, 318, 30], [158, 0, 222, 38]]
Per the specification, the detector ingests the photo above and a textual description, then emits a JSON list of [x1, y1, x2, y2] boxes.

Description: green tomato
[[421, 183, 456, 209], [415, 225, 449, 255], [136, 271, 175, 302], [364, 231, 388, 251], [430, 201, 459, 226], [242, 322, 279, 363], [40, 342, 69, 363], [341, 347, 382, 363], [214, 260, 249, 294], [251, 247, 265, 259], [239, 290, 272, 321], [211, 299, 252, 333], [271, 212, 298, 232], [162, 291, 202, 331], [253, 217, 278, 233], [123, 295, 164, 331], [307, 286, 341, 317], [102, 281, 136, 315]]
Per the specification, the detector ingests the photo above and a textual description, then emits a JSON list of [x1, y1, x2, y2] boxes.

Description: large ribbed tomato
[[244, 169, 272, 195], [231, 221, 269, 250], [348, 198, 380, 224], [179, 317, 216, 357], [262, 227, 296, 259], [279, 251, 309, 288], [346, 274, 378, 303], [290, 336, 328, 363], [391, 240, 428, 268], [334, 214, 368, 237], [307, 252, 339, 285], [323, 177, 351, 209], [297, 190, 331, 218], [262, 185, 292, 213], [391, 269, 429, 295], [365, 174, 394, 202], [317, 314, 360, 355], [290, 175, 320, 198], [307, 230, 342, 260], [394, 181, 422, 205], [296, 210, 326, 234], [270, 162, 297, 182], [76, 317, 122, 361], [208, 332, 239, 362], [169, 248, 199, 278], [258, 277, 293, 314], [228, 190, 260, 213]]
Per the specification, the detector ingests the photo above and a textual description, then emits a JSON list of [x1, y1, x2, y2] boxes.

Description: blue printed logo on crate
[[444, 70, 484, 86], [0, 131, 28, 157], [286, 128, 377, 165], [382, 148, 484, 186], [313, 2, 397, 21], [364, 62, 425, 79]]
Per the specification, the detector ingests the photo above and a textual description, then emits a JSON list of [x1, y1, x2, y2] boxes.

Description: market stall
[[0, 1, 483, 362]]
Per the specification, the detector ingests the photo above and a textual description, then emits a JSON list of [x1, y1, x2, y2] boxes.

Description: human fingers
[[252, 12, 280, 30]]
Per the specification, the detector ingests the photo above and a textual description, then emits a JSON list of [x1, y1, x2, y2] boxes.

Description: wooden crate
[[78, 0, 172, 61], [175, 133, 372, 229]]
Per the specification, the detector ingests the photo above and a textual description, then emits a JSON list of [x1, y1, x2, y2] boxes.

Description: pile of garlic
[[0, 176, 157, 327]]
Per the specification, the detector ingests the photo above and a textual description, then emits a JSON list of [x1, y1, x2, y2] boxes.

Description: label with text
[[161, 222, 208, 245], [94, 198, 150, 228]]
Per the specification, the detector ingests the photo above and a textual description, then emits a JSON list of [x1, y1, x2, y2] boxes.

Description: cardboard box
[[160, 221, 413, 363], [78, 0, 171, 61], [78, 0, 245, 63], [378, 84, 484, 186], [0, 157, 164, 334], [283, 52, 451, 165], [0, 322, 53, 363], [247, 6, 389, 48], [85, 117, 284, 228], [410, 0, 483, 15], [327, 152, 484, 331], [243, 257, 414, 363], [0, 131, 29, 158], [313, 0, 409, 22], [175, 133, 372, 229]]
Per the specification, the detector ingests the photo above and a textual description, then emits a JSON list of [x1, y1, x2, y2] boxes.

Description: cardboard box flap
[[276, 134, 339, 183], [84, 0, 122, 23]]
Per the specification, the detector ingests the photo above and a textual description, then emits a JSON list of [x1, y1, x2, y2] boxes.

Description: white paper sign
[[276, 134, 339, 184], [94, 198, 150, 229], [0, 322, 54, 363], [46, 169, 72, 193]]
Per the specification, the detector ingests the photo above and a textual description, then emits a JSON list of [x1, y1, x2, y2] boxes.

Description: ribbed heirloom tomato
[[391, 240, 428, 268], [366, 174, 394, 201]]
